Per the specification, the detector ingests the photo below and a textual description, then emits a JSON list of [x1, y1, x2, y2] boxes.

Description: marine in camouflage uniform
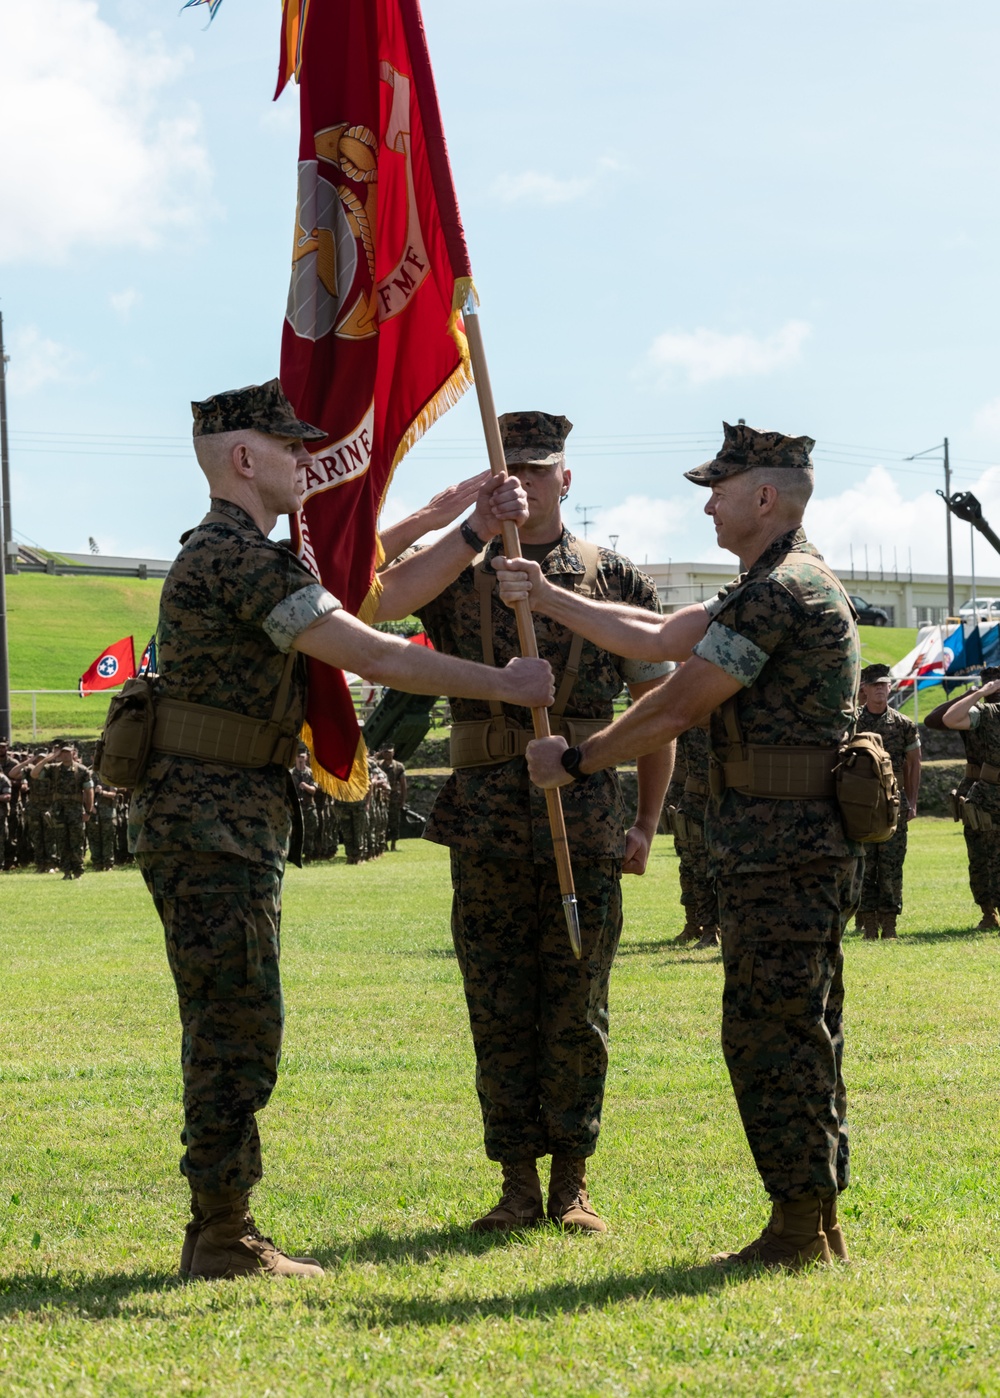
[[129, 380, 335, 1282], [89, 780, 119, 870], [337, 796, 367, 863], [290, 751, 320, 860], [940, 669, 1000, 931], [670, 724, 719, 947], [516, 421, 862, 1267], [416, 410, 672, 1234], [0, 768, 10, 867], [365, 757, 390, 858], [853, 664, 921, 939], [33, 745, 94, 878], [379, 747, 407, 850], [926, 667, 1000, 928]]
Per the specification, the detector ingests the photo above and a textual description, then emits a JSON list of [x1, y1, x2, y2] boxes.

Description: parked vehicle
[[958, 597, 1000, 623], [849, 594, 890, 626]]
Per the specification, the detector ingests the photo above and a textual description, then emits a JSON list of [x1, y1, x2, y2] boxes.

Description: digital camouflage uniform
[[365, 758, 390, 858], [695, 525, 862, 1204], [291, 763, 319, 860], [854, 705, 920, 916], [956, 703, 1000, 912], [672, 726, 717, 932], [382, 757, 406, 846], [0, 771, 10, 866], [49, 760, 94, 876], [88, 781, 118, 870], [129, 496, 339, 1195], [337, 797, 367, 863], [417, 529, 669, 1163], [25, 768, 54, 872]]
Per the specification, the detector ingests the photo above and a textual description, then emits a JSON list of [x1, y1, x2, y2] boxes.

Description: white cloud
[[5, 325, 83, 393], [646, 320, 812, 388], [110, 288, 141, 320], [809, 464, 1000, 576], [972, 397, 1000, 442], [589, 494, 695, 565], [0, 0, 211, 263], [489, 171, 595, 205]]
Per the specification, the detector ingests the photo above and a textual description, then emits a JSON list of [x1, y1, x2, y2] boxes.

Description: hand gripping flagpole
[[460, 292, 582, 959]]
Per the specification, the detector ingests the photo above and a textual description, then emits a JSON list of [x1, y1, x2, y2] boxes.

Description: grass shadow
[[845, 926, 992, 945], [0, 1268, 181, 1319], [313, 1221, 535, 1268], [618, 940, 721, 960], [334, 1259, 730, 1328]]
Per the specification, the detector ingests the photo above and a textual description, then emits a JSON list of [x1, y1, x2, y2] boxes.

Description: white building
[[645, 560, 1000, 629]]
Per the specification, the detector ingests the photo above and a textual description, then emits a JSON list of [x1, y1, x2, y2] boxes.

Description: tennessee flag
[[79, 636, 135, 696], [277, 0, 473, 797]]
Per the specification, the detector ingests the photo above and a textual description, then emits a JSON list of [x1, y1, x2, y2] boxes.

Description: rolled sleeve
[[622, 657, 674, 686], [693, 622, 770, 687], [263, 584, 342, 653], [968, 705, 983, 730]]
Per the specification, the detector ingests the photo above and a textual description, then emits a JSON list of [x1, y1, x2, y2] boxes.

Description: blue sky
[[3, 0, 1000, 575]]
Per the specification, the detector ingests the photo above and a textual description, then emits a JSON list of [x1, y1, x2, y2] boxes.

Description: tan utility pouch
[[960, 797, 993, 831], [833, 733, 899, 844], [683, 775, 710, 798], [669, 808, 704, 846], [94, 675, 158, 788]]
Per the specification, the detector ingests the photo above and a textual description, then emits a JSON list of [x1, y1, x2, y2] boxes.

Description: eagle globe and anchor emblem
[[286, 60, 432, 344]]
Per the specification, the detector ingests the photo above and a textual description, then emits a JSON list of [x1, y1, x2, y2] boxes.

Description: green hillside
[[6, 573, 162, 744], [4, 571, 924, 746]]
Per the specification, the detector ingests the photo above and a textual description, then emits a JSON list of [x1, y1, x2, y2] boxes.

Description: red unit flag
[[79, 636, 136, 696], [277, 0, 473, 797]]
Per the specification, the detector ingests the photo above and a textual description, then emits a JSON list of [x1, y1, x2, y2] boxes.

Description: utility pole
[[0, 313, 11, 575], [0, 314, 8, 739], [906, 439, 954, 616], [574, 504, 600, 540]]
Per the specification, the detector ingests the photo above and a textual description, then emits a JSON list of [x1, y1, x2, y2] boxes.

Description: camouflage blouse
[[963, 703, 1000, 817], [49, 761, 94, 807], [694, 527, 861, 871], [130, 499, 335, 868], [676, 725, 710, 822], [854, 705, 920, 813], [417, 530, 669, 861]]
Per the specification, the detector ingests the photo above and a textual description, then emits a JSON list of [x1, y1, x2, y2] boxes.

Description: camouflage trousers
[[88, 811, 116, 869], [137, 852, 284, 1196], [301, 805, 319, 861], [388, 799, 403, 846], [338, 801, 366, 863], [676, 832, 718, 928], [27, 811, 52, 870], [858, 816, 908, 914], [51, 807, 86, 876], [449, 851, 622, 1162], [718, 856, 861, 1202], [964, 826, 1000, 909]]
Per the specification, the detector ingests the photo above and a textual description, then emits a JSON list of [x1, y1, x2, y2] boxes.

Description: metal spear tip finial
[[562, 894, 582, 960]]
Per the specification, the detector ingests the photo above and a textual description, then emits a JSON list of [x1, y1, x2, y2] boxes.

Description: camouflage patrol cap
[[191, 378, 326, 441], [981, 666, 1000, 683], [498, 411, 573, 467], [685, 421, 815, 486], [860, 663, 892, 685]]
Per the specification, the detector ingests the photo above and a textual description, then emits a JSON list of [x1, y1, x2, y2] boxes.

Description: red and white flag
[[79, 636, 135, 696], [276, 0, 473, 796]]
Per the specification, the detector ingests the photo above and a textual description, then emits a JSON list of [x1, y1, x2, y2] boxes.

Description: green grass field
[[6, 574, 163, 742], [3, 824, 1000, 1396]]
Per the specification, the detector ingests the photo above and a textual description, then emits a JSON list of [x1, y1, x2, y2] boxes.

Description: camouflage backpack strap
[[550, 539, 602, 719], [787, 551, 860, 621]]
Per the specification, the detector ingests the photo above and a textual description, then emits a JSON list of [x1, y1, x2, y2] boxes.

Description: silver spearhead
[[563, 894, 582, 959]]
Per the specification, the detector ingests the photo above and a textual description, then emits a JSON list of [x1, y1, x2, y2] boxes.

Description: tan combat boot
[[671, 922, 701, 945], [712, 1197, 831, 1270], [860, 912, 879, 940], [821, 1195, 849, 1261], [547, 1156, 608, 1233], [470, 1160, 543, 1233], [179, 1192, 203, 1277], [976, 906, 1000, 931], [188, 1192, 324, 1279], [880, 913, 898, 940], [695, 925, 721, 949]]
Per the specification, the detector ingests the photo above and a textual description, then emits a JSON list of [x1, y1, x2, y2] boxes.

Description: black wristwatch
[[560, 745, 589, 782], [460, 518, 486, 551]]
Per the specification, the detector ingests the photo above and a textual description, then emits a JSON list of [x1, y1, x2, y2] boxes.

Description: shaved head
[[745, 465, 814, 512], [194, 429, 267, 487]]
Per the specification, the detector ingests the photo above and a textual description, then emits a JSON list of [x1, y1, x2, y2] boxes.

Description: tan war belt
[[966, 762, 982, 781], [976, 761, 1000, 785], [450, 716, 607, 768]]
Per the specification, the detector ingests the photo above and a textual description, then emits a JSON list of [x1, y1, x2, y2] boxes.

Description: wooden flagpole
[[461, 296, 582, 959]]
